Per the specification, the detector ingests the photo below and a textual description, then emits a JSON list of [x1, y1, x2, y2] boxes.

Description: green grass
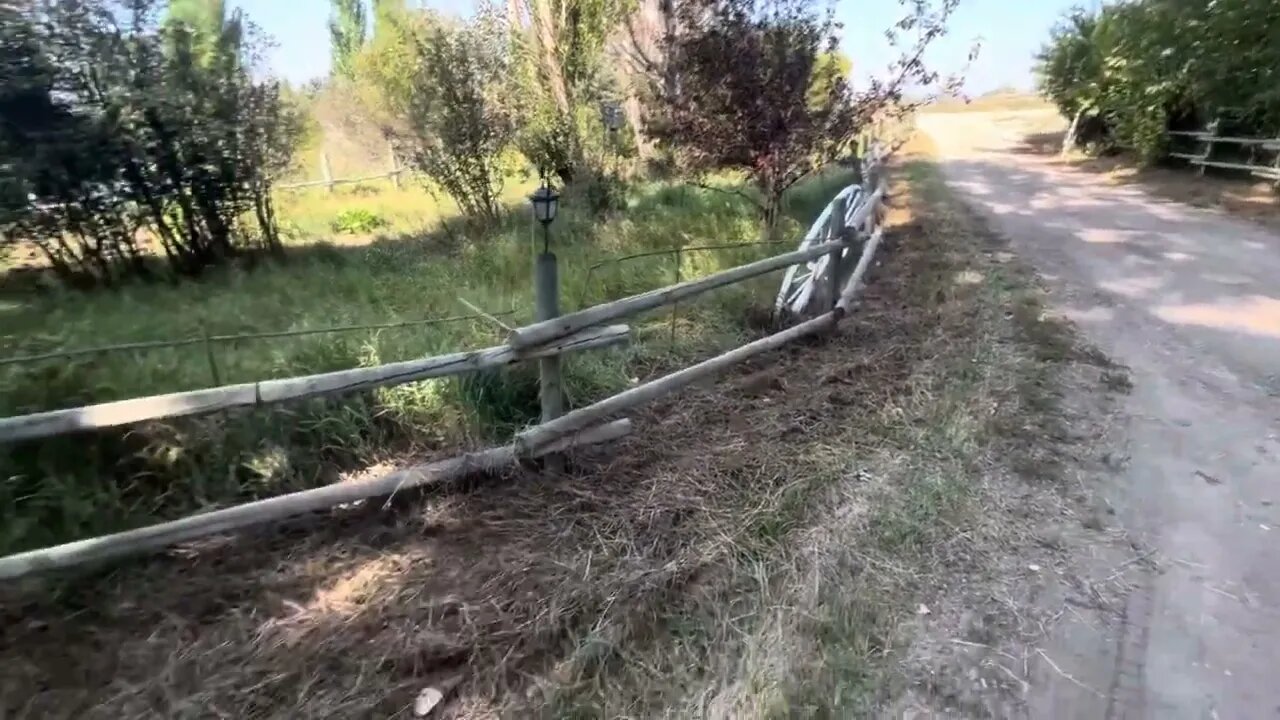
[[0, 168, 857, 556], [273, 176, 540, 241]]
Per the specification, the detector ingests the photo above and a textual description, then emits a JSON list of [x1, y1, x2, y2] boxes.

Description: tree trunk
[[759, 179, 783, 243], [531, 0, 571, 115], [1062, 107, 1084, 158]]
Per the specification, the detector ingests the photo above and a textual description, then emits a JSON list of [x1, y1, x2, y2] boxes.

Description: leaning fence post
[[534, 251, 565, 472]]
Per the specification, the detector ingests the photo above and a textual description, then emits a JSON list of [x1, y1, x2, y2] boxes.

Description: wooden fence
[[0, 155, 890, 580], [276, 147, 407, 193], [1168, 122, 1280, 183]]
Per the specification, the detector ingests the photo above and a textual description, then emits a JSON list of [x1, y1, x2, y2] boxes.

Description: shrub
[[0, 0, 300, 284], [392, 9, 518, 221], [330, 208, 389, 234], [1036, 0, 1280, 160], [643, 0, 962, 238]]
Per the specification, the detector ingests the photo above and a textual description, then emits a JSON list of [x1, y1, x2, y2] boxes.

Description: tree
[[394, 10, 520, 220], [1036, 0, 1280, 161], [330, 0, 367, 80], [511, 0, 637, 182], [645, 0, 962, 237], [2, 0, 300, 283], [808, 50, 852, 109], [166, 0, 226, 37]]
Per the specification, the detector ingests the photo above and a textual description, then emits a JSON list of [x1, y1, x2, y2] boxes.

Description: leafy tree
[[166, 0, 226, 36], [1036, 0, 1280, 161], [330, 0, 367, 80], [395, 10, 520, 220], [645, 0, 961, 237], [511, 0, 637, 182], [351, 0, 438, 136], [808, 50, 852, 109], [1, 0, 300, 283]]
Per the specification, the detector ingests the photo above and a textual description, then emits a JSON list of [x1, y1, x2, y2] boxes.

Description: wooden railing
[[0, 155, 890, 580], [276, 147, 407, 192], [1168, 122, 1280, 183]]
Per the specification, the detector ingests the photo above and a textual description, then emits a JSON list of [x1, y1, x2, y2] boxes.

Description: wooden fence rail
[[0, 324, 630, 444], [0, 420, 632, 580], [1167, 125, 1280, 182], [0, 152, 890, 580], [508, 240, 843, 349]]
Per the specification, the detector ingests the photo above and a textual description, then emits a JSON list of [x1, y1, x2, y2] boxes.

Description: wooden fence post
[[669, 246, 682, 348], [321, 151, 335, 194], [535, 251, 565, 473], [826, 194, 848, 311], [388, 142, 402, 190], [1200, 119, 1219, 176]]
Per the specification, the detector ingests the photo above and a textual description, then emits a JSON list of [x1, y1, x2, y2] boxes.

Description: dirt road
[[920, 110, 1280, 719]]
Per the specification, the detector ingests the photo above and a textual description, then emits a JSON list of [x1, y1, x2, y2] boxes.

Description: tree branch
[[690, 181, 765, 211]]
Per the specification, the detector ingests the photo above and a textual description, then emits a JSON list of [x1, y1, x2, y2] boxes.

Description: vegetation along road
[[920, 108, 1280, 719]]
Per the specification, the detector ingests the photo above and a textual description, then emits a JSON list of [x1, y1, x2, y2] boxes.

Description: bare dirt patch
[[1, 154, 1131, 718]]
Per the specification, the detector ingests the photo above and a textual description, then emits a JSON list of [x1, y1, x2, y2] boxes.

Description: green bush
[[330, 208, 389, 234], [1036, 0, 1280, 161]]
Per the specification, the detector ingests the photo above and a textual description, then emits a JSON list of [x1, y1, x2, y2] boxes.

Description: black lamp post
[[529, 180, 560, 254]]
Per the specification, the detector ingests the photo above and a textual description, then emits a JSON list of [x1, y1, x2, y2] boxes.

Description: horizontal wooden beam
[[0, 325, 630, 444], [276, 170, 408, 191], [508, 241, 842, 350], [1190, 158, 1273, 172], [0, 419, 632, 580], [516, 313, 837, 454]]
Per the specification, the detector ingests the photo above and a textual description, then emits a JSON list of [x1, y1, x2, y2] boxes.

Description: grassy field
[[0, 143, 1122, 717], [0, 169, 854, 556]]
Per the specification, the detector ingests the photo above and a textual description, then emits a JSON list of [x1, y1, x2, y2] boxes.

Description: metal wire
[[0, 310, 518, 368]]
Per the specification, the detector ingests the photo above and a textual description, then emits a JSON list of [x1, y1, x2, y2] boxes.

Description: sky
[[227, 0, 1080, 95]]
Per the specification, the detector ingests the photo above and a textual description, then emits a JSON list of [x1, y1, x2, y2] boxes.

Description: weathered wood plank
[[0, 419, 632, 580], [516, 313, 837, 453], [0, 325, 630, 444], [507, 241, 843, 350], [835, 225, 886, 316]]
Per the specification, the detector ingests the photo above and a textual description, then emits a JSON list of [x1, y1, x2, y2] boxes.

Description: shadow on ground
[[1011, 130, 1280, 233]]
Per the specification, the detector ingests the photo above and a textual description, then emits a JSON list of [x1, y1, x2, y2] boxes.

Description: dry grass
[[1017, 129, 1280, 233], [0, 151, 1123, 718], [923, 93, 1054, 115]]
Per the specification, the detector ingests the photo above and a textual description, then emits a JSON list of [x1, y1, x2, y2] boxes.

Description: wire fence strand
[[0, 310, 519, 368]]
